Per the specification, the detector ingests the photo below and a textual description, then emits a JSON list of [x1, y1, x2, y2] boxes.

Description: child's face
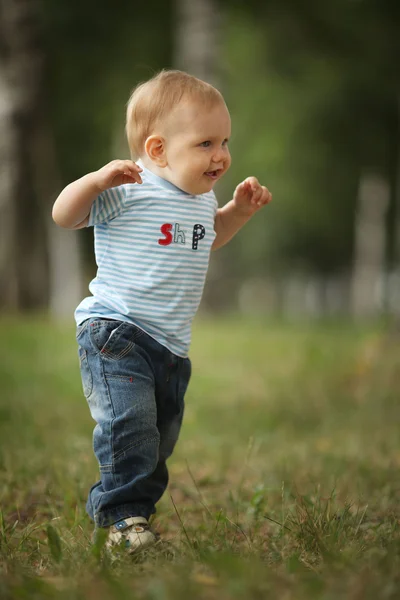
[[161, 100, 232, 195]]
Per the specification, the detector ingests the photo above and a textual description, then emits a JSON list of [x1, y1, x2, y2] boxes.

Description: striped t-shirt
[[74, 164, 218, 357]]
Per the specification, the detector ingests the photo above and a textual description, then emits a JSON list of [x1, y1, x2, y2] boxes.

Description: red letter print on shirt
[[158, 223, 173, 246], [158, 222, 206, 250]]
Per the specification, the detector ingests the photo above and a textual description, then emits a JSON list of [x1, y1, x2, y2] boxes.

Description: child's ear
[[144, 135, 167, 167]]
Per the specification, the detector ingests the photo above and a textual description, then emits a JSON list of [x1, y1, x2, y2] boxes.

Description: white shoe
[[106, 516, 158, 554]]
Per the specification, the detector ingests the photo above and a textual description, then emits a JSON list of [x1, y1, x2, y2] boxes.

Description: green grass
[[0, 315, 399, 599]]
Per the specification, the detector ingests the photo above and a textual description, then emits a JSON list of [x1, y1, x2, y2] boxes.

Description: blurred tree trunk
[[389, 93, 400, 324], [36, 120, 83, 320], [351, 173, 389, 317], [173, 0, 221, 87], [0, 0, 48, 310], [174, 0, 231, 310], [0, 0, 81, 315], [395, 95, 400, 269]]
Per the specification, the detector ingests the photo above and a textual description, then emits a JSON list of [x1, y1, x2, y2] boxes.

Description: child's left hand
[[233, 177, 272, 216]]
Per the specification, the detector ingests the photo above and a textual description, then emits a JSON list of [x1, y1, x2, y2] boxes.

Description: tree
[[0, 0, 49, 310], [174, 0, 231, 310], [0, 0, 174, 314], [259, 0, 400, 271]]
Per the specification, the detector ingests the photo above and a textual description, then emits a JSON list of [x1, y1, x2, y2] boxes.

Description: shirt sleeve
[[87, 185, 126, 226], [212, 191, 218, 217]]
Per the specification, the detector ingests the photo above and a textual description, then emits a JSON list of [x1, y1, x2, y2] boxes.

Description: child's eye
[[200, 141, 211, 147], [222, 139, 229, 146]]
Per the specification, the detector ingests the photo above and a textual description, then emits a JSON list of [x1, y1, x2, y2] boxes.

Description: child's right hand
[[95, 160, 143, 192]]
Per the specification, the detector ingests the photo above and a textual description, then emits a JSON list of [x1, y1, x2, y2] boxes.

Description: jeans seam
[[90, 321, 144, 357], [79, 349, 93, 398], [79, 348, 87, 365], [113, 434, 160, 462], [101, 358, 117, 471], [76, 319, 90, 340], [101, 341, 134, 361], [99, 464, 113, 472]]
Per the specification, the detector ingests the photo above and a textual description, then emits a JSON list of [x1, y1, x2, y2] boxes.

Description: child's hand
[[95, 160, 143, 192], [233, 177, 272, 216]]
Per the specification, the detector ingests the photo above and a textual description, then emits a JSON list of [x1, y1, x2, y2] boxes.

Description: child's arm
[[212, 177, 272, 250], [52, 160, 143, 229]]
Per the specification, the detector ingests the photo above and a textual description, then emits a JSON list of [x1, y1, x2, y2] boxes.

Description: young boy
[[52, 70, 272, 554]]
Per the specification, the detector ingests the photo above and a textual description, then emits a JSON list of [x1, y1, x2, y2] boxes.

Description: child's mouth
[[204, 170, 221, 180]]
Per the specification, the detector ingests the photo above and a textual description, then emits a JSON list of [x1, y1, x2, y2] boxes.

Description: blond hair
[[126, 70, 224, 159]]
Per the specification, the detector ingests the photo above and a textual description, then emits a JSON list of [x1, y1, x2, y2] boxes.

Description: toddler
[[52, 70, 272, 554]]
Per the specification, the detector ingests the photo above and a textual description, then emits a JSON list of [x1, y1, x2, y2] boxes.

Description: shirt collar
[[137, 160, 191, 195]]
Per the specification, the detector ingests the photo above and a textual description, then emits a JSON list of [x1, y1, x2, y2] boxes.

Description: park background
[[0, 0, 399, 598]]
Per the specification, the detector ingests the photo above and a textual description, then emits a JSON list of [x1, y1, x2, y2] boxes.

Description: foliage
[[38, 0, 400, 281], [218, 0, 400, 275], [41, 0, 174, 182]]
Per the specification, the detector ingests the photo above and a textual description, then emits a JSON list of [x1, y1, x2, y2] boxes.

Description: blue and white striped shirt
[[74, 165, 218, 357]]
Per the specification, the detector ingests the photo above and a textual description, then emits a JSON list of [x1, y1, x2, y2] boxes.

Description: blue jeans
[[76, 318, 191, 528]]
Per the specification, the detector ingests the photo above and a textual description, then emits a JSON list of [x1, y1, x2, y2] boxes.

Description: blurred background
[[1, 0, 399, 322], [1, 3, 400, 591]]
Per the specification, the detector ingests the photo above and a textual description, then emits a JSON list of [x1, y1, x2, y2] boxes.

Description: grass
[[0, 314, 399, 599]]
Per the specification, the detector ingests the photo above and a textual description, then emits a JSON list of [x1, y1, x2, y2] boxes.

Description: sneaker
[[106, 516, 159, 554]]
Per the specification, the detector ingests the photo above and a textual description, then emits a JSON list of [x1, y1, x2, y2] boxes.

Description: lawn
[[0, 315, 399, 599]]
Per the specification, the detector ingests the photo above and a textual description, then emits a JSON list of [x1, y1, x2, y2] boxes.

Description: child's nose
[[213, 147, 227, 164]]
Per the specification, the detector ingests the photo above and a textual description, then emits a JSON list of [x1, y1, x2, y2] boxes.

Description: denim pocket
[[91, 320, 123, 353], [90, 319, 143, 360], [79, 346, 93, 398]]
